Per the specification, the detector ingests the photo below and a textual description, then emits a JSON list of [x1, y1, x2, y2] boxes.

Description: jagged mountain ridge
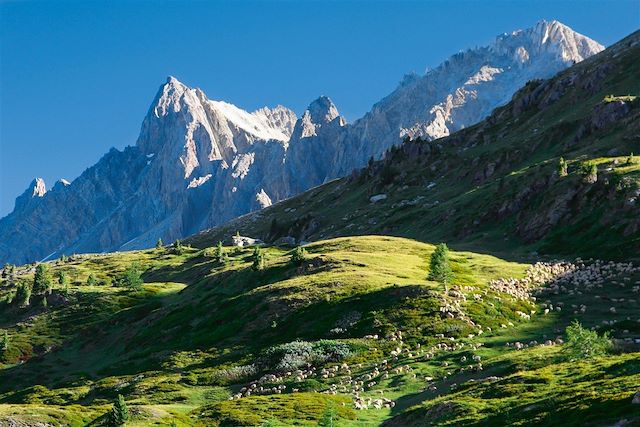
[[189, 29, 640, 260], [0, 20, 604, 264]]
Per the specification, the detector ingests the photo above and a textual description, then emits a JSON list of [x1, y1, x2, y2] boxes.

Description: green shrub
[[15, 282, 31, 307], [258, 340, 351, 372], [113, 263, 143, 290], [579, 162, 598, 177], [87, 274, 97, 287], [290, 246, 308, 264], [562, 320, 611, 360]]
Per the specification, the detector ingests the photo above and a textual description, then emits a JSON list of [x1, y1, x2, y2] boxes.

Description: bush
[[113, 263, 143, 290], [87, 274, 97, 287], [15, 282, 31, 307], [562, 320, 611, 360], [579, 162, 598, 181], [257, 340, 351, 372], [290, 246, 308, 264]]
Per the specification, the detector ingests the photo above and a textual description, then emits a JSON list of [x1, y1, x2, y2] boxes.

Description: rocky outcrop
[[0, 21, 604, 264]]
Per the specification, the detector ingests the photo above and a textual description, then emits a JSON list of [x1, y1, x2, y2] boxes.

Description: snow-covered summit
[[493, 20, 604, 64]]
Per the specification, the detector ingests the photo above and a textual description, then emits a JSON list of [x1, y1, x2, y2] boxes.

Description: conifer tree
[[428, 243, 454, 292], [15, 282, 31, 307], [33, 264, 52, 296], [215, 241, 227, 264], [156, 238, 163, 249], [252, 247, 265, 271], [1, 330, 9, 353], [108, 394, 129, 426], [558, 157, 568, 177], [87, 274, 97, 287], [56, 271, 69, 287]]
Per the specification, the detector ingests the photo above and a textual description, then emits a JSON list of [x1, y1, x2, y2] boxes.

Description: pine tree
[[156, 238, 164, 249], [215, 241, 227, 264], [318, 405, 338, 427], [33, 264, 52, 296], [56, 271, 69, 286], [428, 243, 453, 292], [87, 274, 97, 287], [558, 157, 568, 177], [581, 162, 598, 183], [627, 152, 635, 165], [252, 247, 265, 271], [108, 394, 129, 426], [15, 282, 31, 307], [1, 330, 9, 353], [1, 263, 12, 279]]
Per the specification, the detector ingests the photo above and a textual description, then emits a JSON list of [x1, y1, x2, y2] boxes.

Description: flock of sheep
[[227, 258, 639, 410]]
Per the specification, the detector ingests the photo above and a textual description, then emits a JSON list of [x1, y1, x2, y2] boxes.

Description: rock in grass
[[370, 194, 387, 203]]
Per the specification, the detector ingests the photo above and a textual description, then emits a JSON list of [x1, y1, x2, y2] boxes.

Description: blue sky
[[0, 0, 638, 216]]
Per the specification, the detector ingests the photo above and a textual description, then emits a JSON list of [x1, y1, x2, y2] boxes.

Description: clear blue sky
[[0, 0, 638, 216]]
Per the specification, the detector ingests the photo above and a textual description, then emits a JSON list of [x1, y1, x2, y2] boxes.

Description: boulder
[[370, 194, 388, 203]]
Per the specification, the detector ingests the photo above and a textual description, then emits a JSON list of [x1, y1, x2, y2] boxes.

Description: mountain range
[[0, 20, 604, 265]]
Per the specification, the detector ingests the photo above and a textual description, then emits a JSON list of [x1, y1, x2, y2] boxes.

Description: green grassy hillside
[[1, 235, 639, 425]]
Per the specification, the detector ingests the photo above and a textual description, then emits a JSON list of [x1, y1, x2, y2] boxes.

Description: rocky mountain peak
[[51, 179, 71, 192], [307, 96, 340, 124], [493, 19, 604, 64], [13, 178, 47, 212], [30, 178, 47, 197]]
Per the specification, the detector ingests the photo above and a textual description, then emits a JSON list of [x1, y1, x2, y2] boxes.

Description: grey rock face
[[0, 21, 604, 264]]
